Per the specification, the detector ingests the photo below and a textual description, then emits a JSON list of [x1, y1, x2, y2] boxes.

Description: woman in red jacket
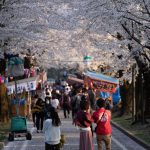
[[92, 98, 112, 150], [74, 100, 94, 150]]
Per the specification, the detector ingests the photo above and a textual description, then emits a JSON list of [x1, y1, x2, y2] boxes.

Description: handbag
[[94, 111, 105, 132]]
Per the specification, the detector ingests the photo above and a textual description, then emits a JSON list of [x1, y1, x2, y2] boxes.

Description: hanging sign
[[90, 78, 117, 93], [84, 71, 119, 93], [7, 81, 37, 95]]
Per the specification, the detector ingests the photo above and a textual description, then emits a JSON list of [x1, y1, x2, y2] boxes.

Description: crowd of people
[[31, 82, 112, 150]]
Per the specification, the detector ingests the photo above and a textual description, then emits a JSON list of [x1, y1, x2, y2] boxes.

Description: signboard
[[6, 76, 38, 95], [84, 71, 119, 93], [7, 81, 37, 95], [90, 78, 117, 93]]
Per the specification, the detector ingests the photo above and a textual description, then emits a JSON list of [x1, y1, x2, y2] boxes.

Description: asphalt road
[[2, 111, 147, 150]]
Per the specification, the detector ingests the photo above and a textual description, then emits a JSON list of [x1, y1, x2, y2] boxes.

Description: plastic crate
[[11, 116, 27, 132]]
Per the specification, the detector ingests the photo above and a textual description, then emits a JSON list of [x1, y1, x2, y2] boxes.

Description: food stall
[[6, 76, 39, 117], [84, 71, 120, 104]]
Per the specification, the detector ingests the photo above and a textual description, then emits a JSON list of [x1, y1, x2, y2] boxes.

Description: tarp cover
[[7, 57, 24, 77], [100, 86, 121, 104], [67, 76, 84, 84]]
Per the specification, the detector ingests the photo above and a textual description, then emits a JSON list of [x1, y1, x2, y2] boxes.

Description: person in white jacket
[[43, 107, 61, 150]]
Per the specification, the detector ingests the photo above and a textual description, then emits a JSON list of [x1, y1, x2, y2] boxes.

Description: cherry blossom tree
[[112, 0, 150, 119], [0, 0, 150, 119], [0, 0, 149, 80], [112, 0, 150, 71], [0, 0, 132, 78], [81, 0, 150, 118]]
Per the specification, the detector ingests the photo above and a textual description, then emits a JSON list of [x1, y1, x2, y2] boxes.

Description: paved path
[[2, 111, 147, 150]]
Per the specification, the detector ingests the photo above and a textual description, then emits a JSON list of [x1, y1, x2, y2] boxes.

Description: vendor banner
[[84, 71, 119, 93], [90, 79, 117, 93], [7, 81, 36, 95]]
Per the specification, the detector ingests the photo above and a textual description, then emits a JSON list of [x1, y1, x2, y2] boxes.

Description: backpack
[[63, 95, 69, 106], [72, 95, 80, 111], [81, 94, 86, 101], [71, 96, 77, 108]]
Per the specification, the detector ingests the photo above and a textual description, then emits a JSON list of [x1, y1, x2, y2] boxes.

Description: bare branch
[[122, 16, 150, 30], [142, 0, 150, 17], [126, 11, 150, 22], [121, 23, 142, 46]]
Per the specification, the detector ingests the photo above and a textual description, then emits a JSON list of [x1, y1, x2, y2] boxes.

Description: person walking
[[62, 92, 71, 118], [51, 94, 60, 110], [31, 94, 39, 127], [34, 98, 45, 133], [74, 100, 94, 150], [44, 96, 52, 119], [88, 88, 96, 111], [105, 98, 113, 110], [43, 107, 61, 150], [92, 98, 112, 150], [70, 90, 77, 119], [71, 88, 82, 119]]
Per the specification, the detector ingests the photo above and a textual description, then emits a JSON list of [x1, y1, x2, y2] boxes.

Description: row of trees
[[79, 0, 150, 121], [113, 0, 150, 122], [114, 0, 150, 122], [0, 0, 149, 120]]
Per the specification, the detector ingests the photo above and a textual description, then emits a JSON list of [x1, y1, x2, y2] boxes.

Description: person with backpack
[[34, 98, 45, 133], [31, 94, 39, 127], [71, 89, 82, 119], [92, 98, 112, 150]]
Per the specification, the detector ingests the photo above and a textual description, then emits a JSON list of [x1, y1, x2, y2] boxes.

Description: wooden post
[[132, 64, 136, 122], [141, 73, 145, 124], [14, 77, 19, 116]]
